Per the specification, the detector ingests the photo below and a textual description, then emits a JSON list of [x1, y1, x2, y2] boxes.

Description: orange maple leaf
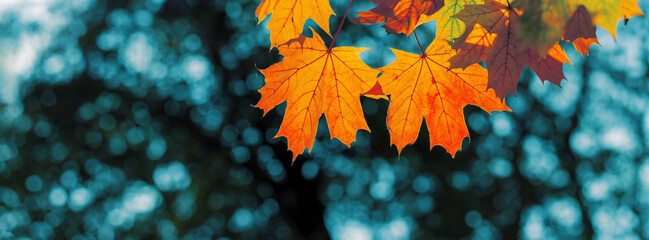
[[256, 30, 380, 161], [377, 39, 509, 156], [352, 0, 444, 35], [256, 0, 335, 48], [450, 0, 571, 99]]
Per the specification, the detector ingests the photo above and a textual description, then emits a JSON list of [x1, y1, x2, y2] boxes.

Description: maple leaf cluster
[[254, 0, 643, 161]]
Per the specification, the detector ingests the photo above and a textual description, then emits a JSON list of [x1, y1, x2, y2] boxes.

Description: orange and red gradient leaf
[[352, 0, 444, 35], [256, 0, 335, 48], [378, 39, 509, 156], [256, 30, 380, 160]]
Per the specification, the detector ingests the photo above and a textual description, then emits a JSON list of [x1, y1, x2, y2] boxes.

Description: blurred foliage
[[1, 0, 649, 239]]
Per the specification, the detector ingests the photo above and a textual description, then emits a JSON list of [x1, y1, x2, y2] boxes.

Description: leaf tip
[[362, 82, 389, 100]]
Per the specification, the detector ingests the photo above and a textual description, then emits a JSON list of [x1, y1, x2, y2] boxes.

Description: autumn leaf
[[377, 39, 509, 156], [256, 0, 335, 48], [450, 0, 527, 98], [524, 42, 572, 86], [252, 0, 640, 160], [450, 0, 571, 99], [514, 0, 643, 53], [256, 30, 380, 160], [513, 0, 575, 53], [352, 0, 444, 35], [563, 6, 598, 56], [579, 0, 643, 38], [450, 0, 513, 55], [428, 0, 483, 43], [362, 82, 389, 100]]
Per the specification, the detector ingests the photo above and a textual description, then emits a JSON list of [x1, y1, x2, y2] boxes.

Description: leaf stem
[[413, 30, 424, 55], [329, 0, 354, 50]]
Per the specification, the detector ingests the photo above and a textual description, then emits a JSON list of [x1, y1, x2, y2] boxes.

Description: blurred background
[[1, 0, 649, 239]]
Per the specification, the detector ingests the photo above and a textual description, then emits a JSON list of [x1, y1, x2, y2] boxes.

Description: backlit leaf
[[256, 30, 380, 161], [377, 39, 509, 156], [563, 6, 598, 56], [451, 0, 571, 99], [428, 0, 483, 43], [256, 0, 335, 48], [352, 0, 444, 35]]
